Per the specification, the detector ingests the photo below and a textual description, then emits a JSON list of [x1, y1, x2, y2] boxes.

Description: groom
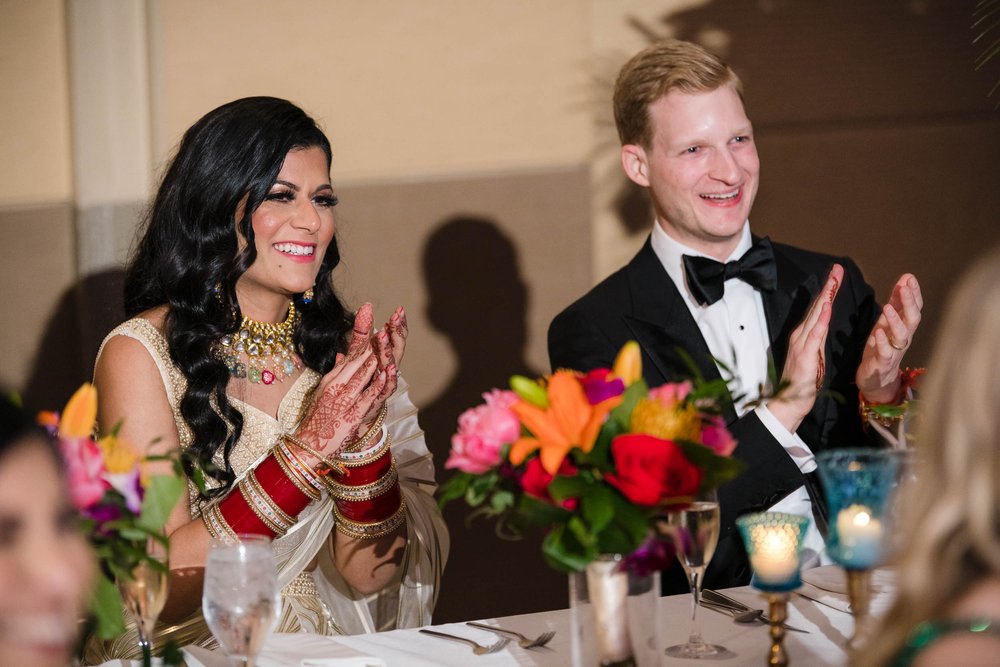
[[548, 39, 923, 592]]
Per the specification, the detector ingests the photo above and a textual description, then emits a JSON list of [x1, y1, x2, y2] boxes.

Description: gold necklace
[[217, 302, 302, 384]]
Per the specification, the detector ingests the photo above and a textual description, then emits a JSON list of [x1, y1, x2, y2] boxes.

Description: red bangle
[[217, 452, 314, 538], [335, 485, 402, 522], [331, 449, 392, 486]]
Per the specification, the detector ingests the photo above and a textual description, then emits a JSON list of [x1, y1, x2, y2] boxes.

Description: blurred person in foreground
[[0, 394, 95, 667], [87, 97, 447, 661], [548, 39, 924, 592], [856, 248, 1000, 666]]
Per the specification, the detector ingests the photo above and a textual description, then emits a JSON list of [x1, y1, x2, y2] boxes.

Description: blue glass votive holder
[[736, 512, 811, 593], [816, 449, 900, 570]]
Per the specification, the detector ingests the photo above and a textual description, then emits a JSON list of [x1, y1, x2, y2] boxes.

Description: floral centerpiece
[[440, 343, 744, 664], [439, 342, 743, 573], [38, 383, 187, 643]]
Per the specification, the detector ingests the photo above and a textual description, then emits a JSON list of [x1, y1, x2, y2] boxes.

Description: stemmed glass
[[664, 489, 726, 659], [202, 535, 281, 667], [118, 538, 169, 667]]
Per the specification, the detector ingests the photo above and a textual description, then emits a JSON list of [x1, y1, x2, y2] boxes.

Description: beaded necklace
[[217, 302, 302, 385]]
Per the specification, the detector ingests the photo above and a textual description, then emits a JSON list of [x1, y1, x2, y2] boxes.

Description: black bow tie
[[682, 237, 778, 306]]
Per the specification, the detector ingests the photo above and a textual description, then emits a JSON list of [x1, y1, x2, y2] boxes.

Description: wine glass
[[202, 535, 281, 667], [664, 489, 726, 659], [118, 538, 169, 667]]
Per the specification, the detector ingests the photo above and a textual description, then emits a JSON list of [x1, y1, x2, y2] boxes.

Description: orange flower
[[508, 371, 622, 474], [59, 383, 98, 439]]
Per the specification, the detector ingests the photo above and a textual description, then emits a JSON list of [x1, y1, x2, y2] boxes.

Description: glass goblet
[[664, 489, 726, 659], [202, 535, 281, 667], [118, 539, 169, 667]]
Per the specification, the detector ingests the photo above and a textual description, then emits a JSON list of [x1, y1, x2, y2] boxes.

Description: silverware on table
[[418, 628, 510, 655], [700, 599, 764, 623], [795, 590, 852, 614], [466, 621, 556, 648], [702, 589, 810, 633]]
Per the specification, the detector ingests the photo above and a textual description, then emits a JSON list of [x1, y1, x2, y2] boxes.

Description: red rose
[[605, 433, 702, 506], [521, 457, 579, 510]]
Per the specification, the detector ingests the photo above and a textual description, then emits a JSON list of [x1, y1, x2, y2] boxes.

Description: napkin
[[254, 633, 386, 667]]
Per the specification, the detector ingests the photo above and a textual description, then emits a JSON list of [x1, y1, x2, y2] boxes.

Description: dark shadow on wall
[[606, 0, 1000, 366], [418, 216, 568, 623], [22, 269, 126, 414]]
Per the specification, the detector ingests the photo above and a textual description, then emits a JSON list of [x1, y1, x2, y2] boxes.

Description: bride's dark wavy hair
[[124, 96, 353, 497]]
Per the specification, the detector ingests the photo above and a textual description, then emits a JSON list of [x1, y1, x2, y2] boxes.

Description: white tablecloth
[[97, 565, 891, 667]]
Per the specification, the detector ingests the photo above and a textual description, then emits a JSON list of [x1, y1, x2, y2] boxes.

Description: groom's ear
[[621, 144, 650, 187]]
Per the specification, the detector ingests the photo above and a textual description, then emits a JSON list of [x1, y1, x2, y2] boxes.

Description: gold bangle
[[244, 469, 296, 528], [343, 404, 388, 453], [282, 433, 347, 476], [335, 429, 391, 468], [325, 461, 399, 502], [334, 499, 407, 540], [238, 474, 292, 535], [203, 502, 237, 542], [273, 443, 322, 500]]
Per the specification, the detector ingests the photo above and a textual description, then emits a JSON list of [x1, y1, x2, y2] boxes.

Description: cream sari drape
[[82, 318, 449, 664]]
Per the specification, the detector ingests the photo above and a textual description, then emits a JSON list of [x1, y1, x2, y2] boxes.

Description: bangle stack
[[859, 366, 926, 429], [326, 424, 405, 540], [203, 447, 316, 540]]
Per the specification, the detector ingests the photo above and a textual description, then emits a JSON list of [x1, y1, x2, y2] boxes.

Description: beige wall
[[1, 0, 999, 622], [0, 0, 75, 395]]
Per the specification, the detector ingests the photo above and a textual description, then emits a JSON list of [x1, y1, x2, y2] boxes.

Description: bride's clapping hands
[[295, 303, 388, 459]]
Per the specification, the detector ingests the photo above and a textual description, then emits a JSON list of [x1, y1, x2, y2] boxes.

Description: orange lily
[[508, 371, 622, 474], [59, 383, 98, 439]]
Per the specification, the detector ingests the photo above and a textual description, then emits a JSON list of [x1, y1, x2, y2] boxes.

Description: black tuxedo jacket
[[548, 237, 882, 591]]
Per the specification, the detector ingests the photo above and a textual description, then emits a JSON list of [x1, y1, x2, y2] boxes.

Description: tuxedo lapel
[[760, 240, 820, 374], [622, 240, 734, 419]]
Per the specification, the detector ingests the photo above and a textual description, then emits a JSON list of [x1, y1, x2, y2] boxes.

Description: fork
[[419, 628, 510, 654], [466, 621, 556, 648]]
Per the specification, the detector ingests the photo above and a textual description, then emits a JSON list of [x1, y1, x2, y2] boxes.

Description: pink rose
[[60, 436, 108, 510], [701, 416, 737, 457], [648, 381, 693, 407], [445, 390, 521, 474]]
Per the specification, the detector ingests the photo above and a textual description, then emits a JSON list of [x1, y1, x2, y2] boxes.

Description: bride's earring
[[302, 287, 314, 305]]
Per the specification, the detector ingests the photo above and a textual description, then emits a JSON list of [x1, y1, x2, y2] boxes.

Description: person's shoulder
[[911, 577, 1000, 667], [96, 307, 170, 375]]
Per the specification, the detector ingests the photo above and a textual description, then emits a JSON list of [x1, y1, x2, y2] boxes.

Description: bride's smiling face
[[237, 146, 337, 309]]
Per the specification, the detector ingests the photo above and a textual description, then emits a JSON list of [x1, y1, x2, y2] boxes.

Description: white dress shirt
[[649, 222, 828, 567]]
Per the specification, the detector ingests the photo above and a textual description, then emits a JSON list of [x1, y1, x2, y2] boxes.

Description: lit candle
[[749, 527, 799, 586], [835, 504, 883, 568]]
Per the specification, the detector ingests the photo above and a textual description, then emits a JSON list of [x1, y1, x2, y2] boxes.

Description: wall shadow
[[22, 268, 125, 414], [419, 215, 568, 622]]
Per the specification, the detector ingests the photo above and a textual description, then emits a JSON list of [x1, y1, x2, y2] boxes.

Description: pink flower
[[60, 436, 109, 510], [701, 416, 737, 456], [445, 390, 521, 474], [580, 369, 625, 405], [520, 457, 578, 510], [648, 381, 693, 407]]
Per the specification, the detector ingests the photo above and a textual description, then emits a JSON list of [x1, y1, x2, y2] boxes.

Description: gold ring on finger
[[889, 337, 907, 351]]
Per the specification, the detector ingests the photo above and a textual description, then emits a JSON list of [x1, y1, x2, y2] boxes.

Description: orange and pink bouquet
[[39, 384, 187, 639], [439, 342, 743, 573]]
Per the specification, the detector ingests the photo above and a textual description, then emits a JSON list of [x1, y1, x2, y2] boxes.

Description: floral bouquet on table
[[38, 383, 187, 642], [438, 342, 744, 574]]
